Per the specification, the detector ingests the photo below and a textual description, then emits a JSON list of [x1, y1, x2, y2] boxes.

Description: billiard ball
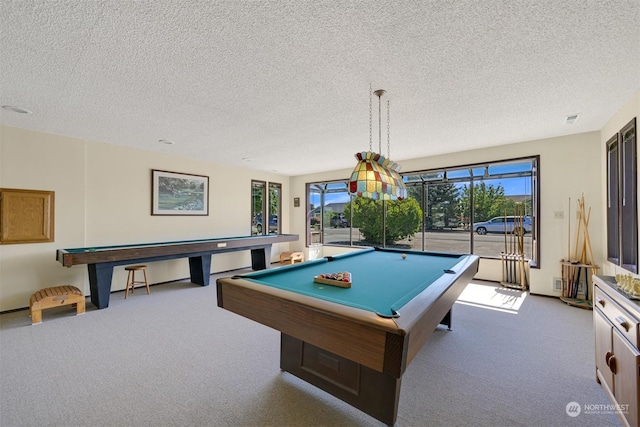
[[402, 254, 407, 259]]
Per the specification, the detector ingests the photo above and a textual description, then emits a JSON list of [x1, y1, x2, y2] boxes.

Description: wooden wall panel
[[0, 188, 54, 244]]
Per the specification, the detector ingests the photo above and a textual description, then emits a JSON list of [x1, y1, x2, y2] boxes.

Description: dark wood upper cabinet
[[607, 134, 620, 265], [620, 118, 637, 273], [607, 118, 637, 273]]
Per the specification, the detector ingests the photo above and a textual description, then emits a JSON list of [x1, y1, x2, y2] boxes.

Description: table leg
[[189, 255, 212, 286], [87, 263, 114, 309], [250, 246, 272, 270], [441, 308, 452, 330]]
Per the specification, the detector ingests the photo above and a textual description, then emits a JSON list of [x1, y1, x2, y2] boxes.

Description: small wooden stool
[[29, 285, 85, 325], [280, 251, 304, 265], [125, 265, 150, 298]]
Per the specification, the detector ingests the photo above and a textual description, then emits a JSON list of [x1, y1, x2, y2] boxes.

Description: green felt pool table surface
[[242, 247, 465, 317]]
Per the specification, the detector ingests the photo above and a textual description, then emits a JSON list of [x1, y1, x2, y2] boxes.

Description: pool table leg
[[441, 308, 452, 330], [280, 333, 400, 426]]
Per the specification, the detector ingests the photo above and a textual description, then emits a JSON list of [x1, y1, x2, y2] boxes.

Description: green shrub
[[344, 197, 422, 245]]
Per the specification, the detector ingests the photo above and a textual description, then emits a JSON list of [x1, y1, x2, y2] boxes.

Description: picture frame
[[151, 169, 209, 216]]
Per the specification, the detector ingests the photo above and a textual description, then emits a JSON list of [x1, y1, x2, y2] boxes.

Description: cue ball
[[402, 254, 407, 259]]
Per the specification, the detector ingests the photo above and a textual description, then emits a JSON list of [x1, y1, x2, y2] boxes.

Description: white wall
[[0, 126, 293, 311], [290, 131, 604, 297], [2, 91, 638, 311]]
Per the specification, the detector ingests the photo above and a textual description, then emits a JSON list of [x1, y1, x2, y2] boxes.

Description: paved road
[[322, 228, 533, 259]]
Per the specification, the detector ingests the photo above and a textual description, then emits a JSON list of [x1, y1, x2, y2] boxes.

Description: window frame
[[251, 180, 282, 236], [305, 155, 540, 267]]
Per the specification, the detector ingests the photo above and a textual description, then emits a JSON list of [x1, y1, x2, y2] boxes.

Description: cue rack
[[500, 205, 528, 291], [559, 194, 599, 309]]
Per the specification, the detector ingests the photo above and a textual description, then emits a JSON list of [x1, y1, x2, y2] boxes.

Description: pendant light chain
[[369, 84, 373, 152], [387, 99, 390, 159], [378, 91, 382, 154]]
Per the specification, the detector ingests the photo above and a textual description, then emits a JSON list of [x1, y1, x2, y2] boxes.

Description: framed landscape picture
[[151, 169, 209, 215]]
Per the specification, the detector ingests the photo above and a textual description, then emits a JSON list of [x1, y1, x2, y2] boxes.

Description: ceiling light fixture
[[348, 86, 407, 201], [2, 105, 32, 114], [159, 139, 174, 145]]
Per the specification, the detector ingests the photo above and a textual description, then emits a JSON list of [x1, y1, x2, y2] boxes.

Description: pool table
[[216, 247, 479, 425], [57, 234, 298, 309]]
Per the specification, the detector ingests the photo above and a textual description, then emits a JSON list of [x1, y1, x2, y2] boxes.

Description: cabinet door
[[595, 309, 614, 391], [612, 328, 639, 427]]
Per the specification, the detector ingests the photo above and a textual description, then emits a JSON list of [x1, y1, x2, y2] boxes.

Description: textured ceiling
[[1, 1, 639, 176]]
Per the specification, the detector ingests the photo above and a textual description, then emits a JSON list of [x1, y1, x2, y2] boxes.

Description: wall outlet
[[553, 211, 564, 219]]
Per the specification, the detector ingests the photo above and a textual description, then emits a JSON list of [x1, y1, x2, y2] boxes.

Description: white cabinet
[[593, 275, 640, 427]]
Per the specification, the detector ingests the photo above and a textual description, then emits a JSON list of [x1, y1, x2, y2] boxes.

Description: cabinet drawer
[[595, 287, 639, 348]]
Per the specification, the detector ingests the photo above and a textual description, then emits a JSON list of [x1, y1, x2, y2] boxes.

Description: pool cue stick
[[509, 252, 514, 283], [567, 197, 571, 296], [583, 206, 594, 266], [579, 198, 588, 297], [504, 210, 507, 253], [502, 210, 507, 283], [511, 209, 515, 282], [581, 204, 594, 301], [513, 223, 517, 283], [573, 198, 582, 262], [577, 266, 584, 298], [503, 210, 510, 283], [561, 259, 566, 296], [570, 197, 583, 298], [510, 211, 516, 285], [518, 212, 524, 254], [578, 198, 585, 295]]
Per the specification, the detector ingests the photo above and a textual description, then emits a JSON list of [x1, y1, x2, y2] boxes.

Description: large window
[[306, 156, 539, 266], [251, 180, 281, 235], [308, 182, 357, 245]]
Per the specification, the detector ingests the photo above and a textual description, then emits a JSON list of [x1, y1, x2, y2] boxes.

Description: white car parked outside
[[473, 216, 532, 235]]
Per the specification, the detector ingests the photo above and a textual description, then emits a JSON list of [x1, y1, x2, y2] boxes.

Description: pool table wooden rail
[[216, 253, 479, 378], [217, 277, 401, 376]]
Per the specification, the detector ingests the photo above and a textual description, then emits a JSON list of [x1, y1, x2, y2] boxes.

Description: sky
[[320, 176, 530, 206]]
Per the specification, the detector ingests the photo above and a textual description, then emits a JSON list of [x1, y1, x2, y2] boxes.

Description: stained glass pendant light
[[348, 88, 407, 200]]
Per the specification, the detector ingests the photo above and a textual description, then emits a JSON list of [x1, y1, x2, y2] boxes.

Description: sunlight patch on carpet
[[455, 281, 527, 314]]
